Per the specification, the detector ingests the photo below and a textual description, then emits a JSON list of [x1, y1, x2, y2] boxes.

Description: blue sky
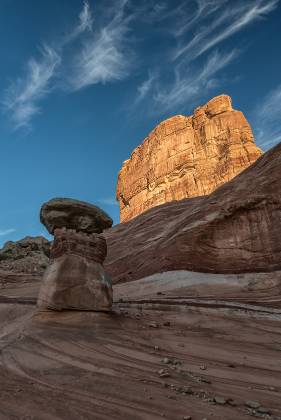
[[0, 0, 280, 246]]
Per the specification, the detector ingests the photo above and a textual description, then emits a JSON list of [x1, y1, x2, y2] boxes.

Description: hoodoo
[[116, 94, 262, 222], [37, 198, 113, 311]]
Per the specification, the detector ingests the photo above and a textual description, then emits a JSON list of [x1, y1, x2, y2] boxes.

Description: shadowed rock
[[38, 198, 113, 311], [40, 197, 113, 234]]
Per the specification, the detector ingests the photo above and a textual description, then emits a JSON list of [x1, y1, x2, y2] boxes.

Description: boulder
[[40, 197, 113, 234]]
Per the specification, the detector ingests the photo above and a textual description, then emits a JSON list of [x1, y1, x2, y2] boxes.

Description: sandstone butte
[[116, 94, 263, 222]]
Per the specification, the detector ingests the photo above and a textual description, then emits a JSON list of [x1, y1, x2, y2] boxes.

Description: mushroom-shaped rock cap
[[40, 198, 113, 235]]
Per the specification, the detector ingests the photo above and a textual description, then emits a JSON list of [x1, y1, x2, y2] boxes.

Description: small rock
[[227, 399, 238, 407], [163, 321, 171, 326], [158, 369, 171, 378], [257, 407, 270, 414], [149, 321, 159, 328], [183, 416, 192, 420], [154, 345, 159, 351], [162, 357, 172, 364], [200, 364, 207, 370], [214, 396, 227, 405], [245, 401, 260, 409]]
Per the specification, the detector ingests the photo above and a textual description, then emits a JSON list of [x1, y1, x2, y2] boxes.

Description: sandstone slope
[[117, 94, 262, 222], [105, 141, 281, 283]]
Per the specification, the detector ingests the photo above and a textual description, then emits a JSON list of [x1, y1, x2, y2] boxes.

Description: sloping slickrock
[[40, 197, 113, 234], [116, 94, 262, 222], [105, 142, 281, 284]]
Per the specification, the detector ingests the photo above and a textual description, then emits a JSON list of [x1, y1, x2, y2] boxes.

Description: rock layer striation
[[116, 94, 262, 222], [105, 142, 281, 283]]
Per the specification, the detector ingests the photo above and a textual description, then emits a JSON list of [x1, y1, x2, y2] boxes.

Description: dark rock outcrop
[[40, 197, 113, 234], [105, 142, 281, 283], [0, 236, 50, 274]]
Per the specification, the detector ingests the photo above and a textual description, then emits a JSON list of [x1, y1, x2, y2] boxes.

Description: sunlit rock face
[[116, 94, 263, 222]]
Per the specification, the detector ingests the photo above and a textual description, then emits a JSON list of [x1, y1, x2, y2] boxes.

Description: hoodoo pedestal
[[37, 198, 113, 311]]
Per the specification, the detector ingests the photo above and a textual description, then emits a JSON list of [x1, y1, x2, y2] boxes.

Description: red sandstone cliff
[[116, 94, 262, 222]]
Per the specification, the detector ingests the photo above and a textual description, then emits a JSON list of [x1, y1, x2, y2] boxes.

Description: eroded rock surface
[[38, 198, 113, 311], [105, 142, 281, 283], [117, 94, 262, 222], [37, 228, 112, 311], [40, 197, 113, 234]]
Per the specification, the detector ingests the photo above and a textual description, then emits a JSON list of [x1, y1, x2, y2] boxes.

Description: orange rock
[[116, 94, 262, 222]]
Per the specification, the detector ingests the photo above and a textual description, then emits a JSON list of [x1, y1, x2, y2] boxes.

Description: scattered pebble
[[158, 369, 171, 378], [183, 416, 192, 420], [149, 322, 159, 328], [214, 396, 226, 405], [154, 345, 159, 351], [163, 321, 171, 326], [227, 399, 238, 407], [257, 407, 270, 414], [200, 365, 207, 370], [245, 401, 260, 409]]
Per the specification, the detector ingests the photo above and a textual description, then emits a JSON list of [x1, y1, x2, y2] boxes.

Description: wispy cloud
[[64, 0, 93, 44], [0, 228, 16, 237], [173, 0, 278, 60], [255, 84, 281, 149], [2, 1, 93, 129], [173, 0, 227, 38], [70, 1, 134, 90], [150, 49, 238, 112], [135, 72, 157, 103], [134, 0, 277, 115], [2, 45, 61, 129]]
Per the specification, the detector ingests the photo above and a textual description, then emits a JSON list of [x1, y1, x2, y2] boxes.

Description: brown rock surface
[[116, 94, 262, 222], [1, 270, 281, 420], [105, 142, 281, 284]]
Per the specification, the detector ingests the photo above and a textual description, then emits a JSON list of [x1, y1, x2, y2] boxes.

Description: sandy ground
[[0, 270, 281, 420]]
